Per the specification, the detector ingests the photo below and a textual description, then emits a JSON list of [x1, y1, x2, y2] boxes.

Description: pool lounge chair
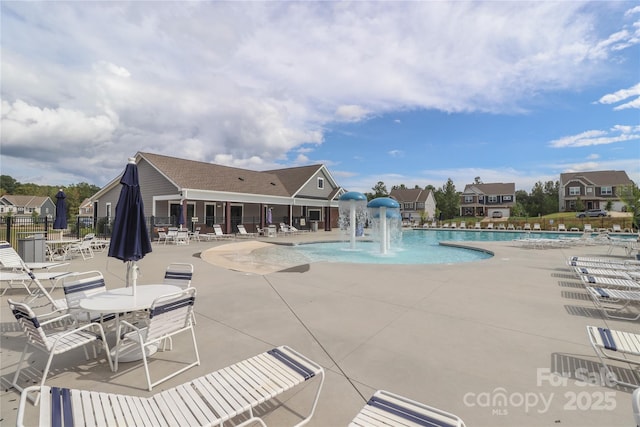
[[474, 222, 481, 229], [558, 223, 567, 232], [236, 224, 257, 238], [497, 223, 506, 230], [533, 223, 541, 231], [208, 224, 235, 240], [350, 389, 466, 427], [587, 326, 640, 388], [459, 221, 466, 229], [573, 267, 633, 281], [586, 287, 640, 320], [486, 223, 494, 230], [584, 224, 593, 232], [611, 224, 622, 233], [523, 223, 531, 231], [507, 223, 515, 230], [450, 222, 457, 229], [17, 345, 324, 427], [578, 274, 640, 290]]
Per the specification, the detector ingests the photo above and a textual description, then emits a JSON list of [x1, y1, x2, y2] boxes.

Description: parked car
[[576, 208, 609, 218], [491, 211, 503, 218]]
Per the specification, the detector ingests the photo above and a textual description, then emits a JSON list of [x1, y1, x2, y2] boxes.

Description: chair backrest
[[84, 233, 95, 241], [0, 241, 28, 270], [164, 263, 193, 289], [237, 225, 247, 234], [146, 288, 196, 341], [62, 271, 107, 311], [8, 299, 50, 350]]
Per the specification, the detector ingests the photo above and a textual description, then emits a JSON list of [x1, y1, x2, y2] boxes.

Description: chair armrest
[[40, 313, 75, 326]]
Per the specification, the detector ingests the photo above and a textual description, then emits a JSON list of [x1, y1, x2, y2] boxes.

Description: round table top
[[79, 284, 182, 313]]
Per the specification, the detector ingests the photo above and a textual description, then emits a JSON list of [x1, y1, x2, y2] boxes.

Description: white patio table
[[79, 284, 181, 364]]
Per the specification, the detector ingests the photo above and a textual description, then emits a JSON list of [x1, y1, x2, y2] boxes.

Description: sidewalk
[[1, 230, 637, 426]]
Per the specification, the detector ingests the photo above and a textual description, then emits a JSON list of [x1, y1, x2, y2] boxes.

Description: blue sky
[[1, 1, 639, 194]]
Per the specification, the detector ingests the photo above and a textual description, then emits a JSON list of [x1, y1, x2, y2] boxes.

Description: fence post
[[7, 216, 12, 245]]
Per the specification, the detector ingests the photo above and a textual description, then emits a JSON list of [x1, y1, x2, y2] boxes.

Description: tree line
[[0, 175, 101, 222]]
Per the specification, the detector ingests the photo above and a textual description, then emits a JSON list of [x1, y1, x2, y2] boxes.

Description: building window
[[464, 196, 473, 203], [416, 202, 425, 209], [503, 195, 512, 201], [586, 187, 593, 194], [569, 187, 580, 196], [106, 203, 112, 219], [601, 186, 612, 195], [317, 177, 324, 189], [308, 209, 321, 221], [488, 196, 498, 203]]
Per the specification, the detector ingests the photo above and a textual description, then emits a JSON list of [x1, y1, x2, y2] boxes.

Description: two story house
[[559, 170, 633, 212], [0, 195, 56, 220], [459, 182, 516, 218], [389, 188, 437, 224]]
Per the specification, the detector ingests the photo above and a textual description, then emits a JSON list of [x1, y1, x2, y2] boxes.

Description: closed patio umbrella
[[177, 202, 185, 229], [108, 158, 152, 296], [53, 189, 67, 230], [267, 208, 272, 225]]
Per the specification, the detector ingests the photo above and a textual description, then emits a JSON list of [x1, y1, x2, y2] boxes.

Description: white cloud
[[597, 83, 640, 109], [388, 150, 404, 158], [549, 126, 640, 148], [1, 2, 638, 186]]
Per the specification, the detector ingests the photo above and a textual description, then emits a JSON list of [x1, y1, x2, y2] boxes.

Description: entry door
[[230, 205, 243, 232]]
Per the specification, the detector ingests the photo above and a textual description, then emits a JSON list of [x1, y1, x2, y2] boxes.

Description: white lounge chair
[[557, 223, 567, 232], [474, 222, 481, 229], [523, 223, 531, 231], [0, 241, 71, 296], [9, 299, 113, 405], [507, 223, 515, 230], [533, 223, 541, 231], [586, 286, 640, 320], [578, 273, 640, 290], [486, 223, 494, 230], [584, 224, 593, 232], [573, 267, 633, 281], [17, 345, 324, 427], [497, 223, 506, 230], [450, 222, 457, 229], [209, 224, 235, 239], [611, 224, 622, 233], [350, 390, 466, 427], [236, 224, 258, 238], [587, 326, 640, 388], [459, 221, 466, 229]]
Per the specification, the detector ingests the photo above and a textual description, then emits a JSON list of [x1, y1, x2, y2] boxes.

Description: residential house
[[459, 182, 516, 218], [90, 152, 346, 234], [0, 195, 56, 221], [559, 170, 633, 212], [389, 188, 436, 225]]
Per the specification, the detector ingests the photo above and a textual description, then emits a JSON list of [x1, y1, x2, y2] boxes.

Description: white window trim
[[569, 187, 580, 196], [317, 177, 324, 189]]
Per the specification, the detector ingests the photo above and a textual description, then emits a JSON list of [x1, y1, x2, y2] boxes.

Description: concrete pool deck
[[2, 229, 638, 426]]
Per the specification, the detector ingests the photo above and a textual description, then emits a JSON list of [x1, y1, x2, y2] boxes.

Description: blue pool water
[[282, 229, 522, 265], [255, 229, 635, 266]]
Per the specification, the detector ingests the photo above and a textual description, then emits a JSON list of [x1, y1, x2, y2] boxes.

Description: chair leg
[[11, 343, 30, 393]]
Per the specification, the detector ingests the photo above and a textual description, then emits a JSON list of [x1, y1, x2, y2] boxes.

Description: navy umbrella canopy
[[108, 158, 152, 294], [177, 203, 185, 228], [53, 189, 67, 230]]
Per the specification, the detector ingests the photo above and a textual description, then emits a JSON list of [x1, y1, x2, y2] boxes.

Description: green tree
[[434, 178, 458, 219], [617, 183, 640, 230], [0, 175, 19, 194], [366, 181, 389, 201]]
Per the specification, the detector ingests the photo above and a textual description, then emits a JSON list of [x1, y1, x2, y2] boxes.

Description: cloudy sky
[[2, 1, 639, 193]]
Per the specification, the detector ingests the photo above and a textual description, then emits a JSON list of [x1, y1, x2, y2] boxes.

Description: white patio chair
[[212, 224, 234, 239], [523, 223, 531, 230], [350, 390, 466, 427], [587, 326, 640, 388], [9, 299, 113, 405], [175, 229, 190, 244], [60, 271, 117, 324], [586, 286, 640, 321], [164, 262, 193, 289], [533, 223, 541, 231], [474, 222, 481, 229], [115, 288, 200, 390], [65, 239, 94, 260], [17, 345, 324, 427]]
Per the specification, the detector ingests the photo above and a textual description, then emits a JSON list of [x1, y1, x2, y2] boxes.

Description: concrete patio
[[1, 230, 638, 426]]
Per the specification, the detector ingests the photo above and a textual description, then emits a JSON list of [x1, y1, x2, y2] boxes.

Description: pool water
[[253, 229, 635, 266]]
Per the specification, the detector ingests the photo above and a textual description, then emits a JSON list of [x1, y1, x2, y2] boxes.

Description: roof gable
[[463, 183, 515, 195], [560, 170, 632, 186]]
